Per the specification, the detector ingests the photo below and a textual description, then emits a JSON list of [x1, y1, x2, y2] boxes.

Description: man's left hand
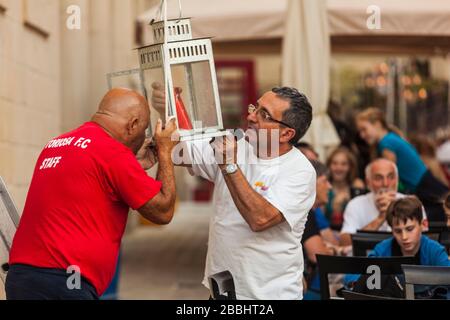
[[137, 138, 158, 170]]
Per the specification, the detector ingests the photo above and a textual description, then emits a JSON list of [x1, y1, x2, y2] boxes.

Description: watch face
[[226, 164, 237, 174]]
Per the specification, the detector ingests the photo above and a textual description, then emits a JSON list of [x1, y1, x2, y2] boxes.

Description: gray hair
[[365, 158, 399, 180], [272, 87, 313, 145]]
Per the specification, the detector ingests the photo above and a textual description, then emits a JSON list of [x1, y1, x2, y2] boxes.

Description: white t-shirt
[[341, 192, 427, 234], [186, 139, 316, 300], [437, 141, 450, 163]]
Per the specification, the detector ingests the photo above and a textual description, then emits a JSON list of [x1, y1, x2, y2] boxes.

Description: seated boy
[[345, 196, 450, 296], [369, 196, 449, 264]]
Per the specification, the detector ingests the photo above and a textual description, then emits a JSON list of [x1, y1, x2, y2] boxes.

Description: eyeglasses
[[248, 104, 293, 129]]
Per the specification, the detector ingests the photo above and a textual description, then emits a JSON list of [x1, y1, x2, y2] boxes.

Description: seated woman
[[325, 146, 366, 231]]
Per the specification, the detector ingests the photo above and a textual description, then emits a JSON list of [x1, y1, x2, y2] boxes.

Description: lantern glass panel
[[170, 61, 219, 130], [143, 67, 169, 119]]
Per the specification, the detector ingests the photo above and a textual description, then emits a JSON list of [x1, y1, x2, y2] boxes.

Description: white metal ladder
[[0, 177, 20, 296]]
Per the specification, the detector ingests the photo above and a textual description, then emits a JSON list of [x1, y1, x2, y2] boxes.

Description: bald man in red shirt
[[6, 88, 178, 300]]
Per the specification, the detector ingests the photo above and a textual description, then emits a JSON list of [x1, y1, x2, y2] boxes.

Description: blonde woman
[[325, 147, 366, 230]]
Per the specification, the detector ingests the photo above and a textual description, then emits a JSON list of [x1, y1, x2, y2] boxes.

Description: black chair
[[208, 271, 236, 300], [402, 265, 450, 300], [316, 255, 418, 300], [439, 229, 450, 252], [428, 221, 448, 232], [424, 231, 440, 242], [353, 231, 441, 256], [356, 230, 391, 236], [351, 233, 391, 256], [357, 229, 440, 240], [341, 290, 404, 300]]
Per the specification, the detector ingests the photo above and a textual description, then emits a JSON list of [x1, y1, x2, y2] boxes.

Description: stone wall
[[0, 0, 61, 212], [0, 0, 158, 213]]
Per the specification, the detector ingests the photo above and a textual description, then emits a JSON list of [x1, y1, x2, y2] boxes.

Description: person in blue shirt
[[345, 196, 450, 291], [302, 160, 350, 300], [370, 197, 449, 265], [355, 107, 449, 222]]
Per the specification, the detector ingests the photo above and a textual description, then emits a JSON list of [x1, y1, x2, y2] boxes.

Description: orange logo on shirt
[[254, 181, 269, 191]]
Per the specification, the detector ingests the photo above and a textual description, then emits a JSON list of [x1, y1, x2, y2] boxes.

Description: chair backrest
[[353, 231, 441, 256], [402, 265, 450, 300], [351, 234, 390, 256], [423, 232, 440, 242], [439, 230, 450, 251], [357, 229, 440, 240], [356, 230, 392, 236], [341, 290, 405, 300], [428, 221, 448, 232], [316, 255, 418, 300], [208, 271, 236, 300]]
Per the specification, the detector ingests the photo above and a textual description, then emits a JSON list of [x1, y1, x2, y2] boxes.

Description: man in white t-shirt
[[152, 85, 316, 300], [340, 159, 427, 246]]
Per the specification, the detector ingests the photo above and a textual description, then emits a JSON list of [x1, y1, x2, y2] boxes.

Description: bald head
[[97, 88, 149, 120], [92, 88, 151, 154], [366, 158, 399, 192]]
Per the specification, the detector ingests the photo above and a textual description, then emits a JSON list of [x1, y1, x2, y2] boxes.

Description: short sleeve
[[183, 140, 219, 182], [378, 135, 397, 155], [263, 169, 316, 233], [430, 242, 450, 266], [341, 200, 361, 234], [314, 208, 330, 231], [301, 211, 320, 245], [106, 151, 162, 210]]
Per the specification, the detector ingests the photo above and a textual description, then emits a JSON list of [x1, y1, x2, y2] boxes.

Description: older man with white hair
[[340, 158, 427, 246]]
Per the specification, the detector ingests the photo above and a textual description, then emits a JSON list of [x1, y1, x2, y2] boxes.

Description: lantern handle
[[155, 0, 163, 22], [155, 0, 183, 22], [177, 0, 182, 21]]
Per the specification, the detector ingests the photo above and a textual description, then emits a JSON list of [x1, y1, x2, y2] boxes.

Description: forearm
[[305, 236, 333, 264], [362, 217, 385, 231], [339, 233, 352, 246], [155, 152, 177, 212], [320, 229, 340, 246], [221, 167, 282, 232], [139, 152, 176, 225]]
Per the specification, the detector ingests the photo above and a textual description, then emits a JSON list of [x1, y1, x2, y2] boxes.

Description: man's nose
[[247, 111, 257, 123]]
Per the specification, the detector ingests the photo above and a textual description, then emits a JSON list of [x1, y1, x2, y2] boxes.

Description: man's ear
[[280, 128, 296, 144], [127, 117, 139, 135]]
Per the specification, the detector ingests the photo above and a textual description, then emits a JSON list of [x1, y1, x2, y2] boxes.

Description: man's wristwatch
[[222, 163, 238, 175]]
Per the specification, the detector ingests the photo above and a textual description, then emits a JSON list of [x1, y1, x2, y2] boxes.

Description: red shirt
[[9, 122, 162, 295]]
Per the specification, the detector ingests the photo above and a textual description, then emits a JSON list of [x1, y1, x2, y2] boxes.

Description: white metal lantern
[[137, 18, 225, 141]]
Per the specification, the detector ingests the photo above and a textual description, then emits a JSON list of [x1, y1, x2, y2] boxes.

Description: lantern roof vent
[[151, 18, 193, 44]]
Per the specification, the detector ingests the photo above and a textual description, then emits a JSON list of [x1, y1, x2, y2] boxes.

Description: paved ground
[[119, 202, 212, 300]]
